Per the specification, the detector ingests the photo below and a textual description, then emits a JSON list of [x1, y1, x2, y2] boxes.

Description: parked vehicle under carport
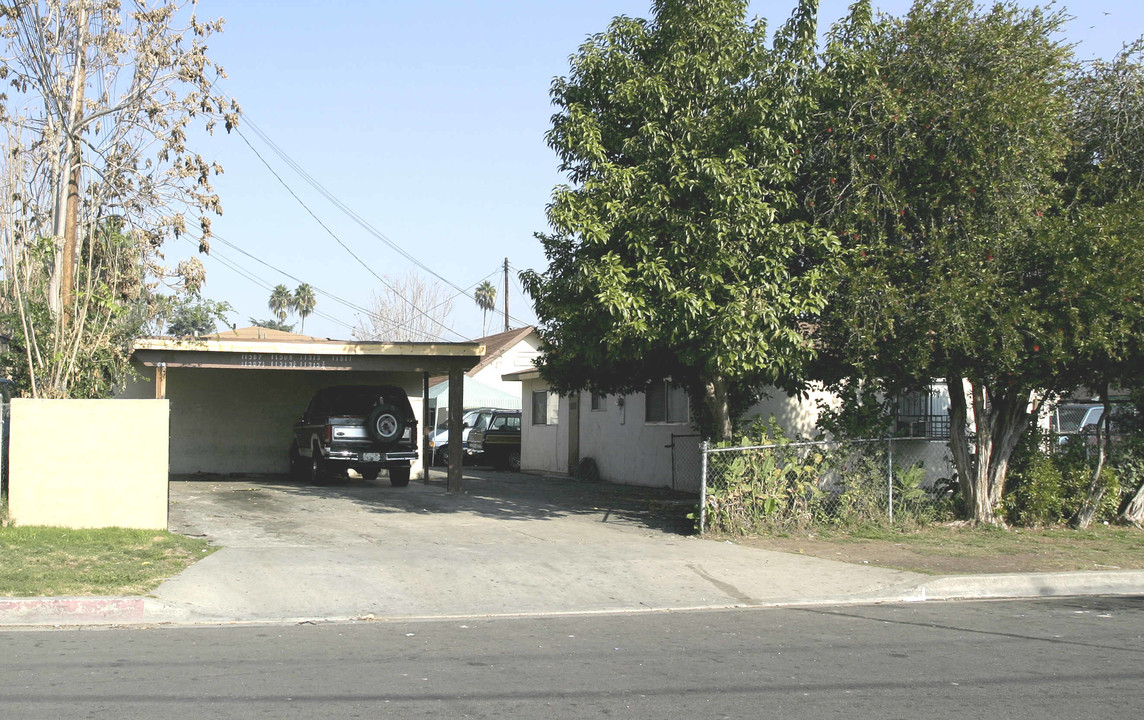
[[289, 385, 418, 486]]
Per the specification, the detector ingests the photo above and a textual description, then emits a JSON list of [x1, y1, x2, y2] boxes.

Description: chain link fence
[[699, 438, 958, 534]]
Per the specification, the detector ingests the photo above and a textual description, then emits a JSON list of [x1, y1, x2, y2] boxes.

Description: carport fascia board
[[132, 338, 484, 375]]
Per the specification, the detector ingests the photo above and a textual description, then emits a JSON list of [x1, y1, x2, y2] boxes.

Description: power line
[[231, 126, 468, 341], [179, 235, 357, 334], [219, 101, 538, 338], [236, 108, 540, 332], [183, 233, 455, 341], [238, 112, 475, 297]]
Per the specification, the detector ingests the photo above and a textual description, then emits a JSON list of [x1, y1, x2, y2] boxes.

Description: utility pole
[[503, 257, 510, 332], [59, 16, 88, 328]]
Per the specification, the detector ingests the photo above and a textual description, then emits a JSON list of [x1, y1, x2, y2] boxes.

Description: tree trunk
[[947, 376, 1036, 525], [51, 9, 88, 327], [1120, 480, 1144, 527], [703, 375, 733, 442], [1071, 384, 1110, 530], [947, 375, 976, 509], [60, 146, 81, 326]]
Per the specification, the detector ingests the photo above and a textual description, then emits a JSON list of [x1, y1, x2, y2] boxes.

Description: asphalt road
[[2, 597, 1142, 719]]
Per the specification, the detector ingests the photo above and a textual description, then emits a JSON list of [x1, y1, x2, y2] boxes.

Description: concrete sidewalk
[[3, 472, 1143, 627]]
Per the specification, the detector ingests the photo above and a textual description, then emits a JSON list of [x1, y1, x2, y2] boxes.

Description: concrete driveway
[[155, 470, 925, 623]]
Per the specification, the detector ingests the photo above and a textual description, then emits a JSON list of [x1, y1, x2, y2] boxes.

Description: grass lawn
[[725, 523, 1144, 575], [0, 526, 216, 597]]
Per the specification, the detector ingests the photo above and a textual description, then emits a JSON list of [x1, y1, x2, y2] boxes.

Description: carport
[[125, 327, 482, 491]]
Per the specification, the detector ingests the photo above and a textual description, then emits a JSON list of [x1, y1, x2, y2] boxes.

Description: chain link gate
[[667, 433, 702, 493]]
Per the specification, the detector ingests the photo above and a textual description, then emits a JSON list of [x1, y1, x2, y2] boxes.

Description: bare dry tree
[[0, 0, 240, 397], [352, 273, 456, 343]]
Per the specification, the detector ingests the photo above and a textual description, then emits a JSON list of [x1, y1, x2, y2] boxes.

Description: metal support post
[[699, 440, 710, 534], [888, 438, 895, 524]]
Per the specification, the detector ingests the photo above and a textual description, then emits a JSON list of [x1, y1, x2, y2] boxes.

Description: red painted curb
[[0, 597, 145, 624]]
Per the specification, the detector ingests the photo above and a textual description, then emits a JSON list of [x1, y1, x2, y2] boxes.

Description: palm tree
[[292, 283, 317, 333], [268, 284, 292, 324], [474, 280, 497, 335]]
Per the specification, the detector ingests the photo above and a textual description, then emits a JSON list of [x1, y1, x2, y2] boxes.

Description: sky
[[188, 0, 1144, 342]]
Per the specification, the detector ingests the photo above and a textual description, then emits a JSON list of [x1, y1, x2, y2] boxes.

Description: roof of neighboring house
[[206, 326, 333, 343], [501, 368, 541, 382], [465, 326, 536, 378]]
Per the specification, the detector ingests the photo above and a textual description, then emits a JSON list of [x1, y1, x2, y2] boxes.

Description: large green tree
[[522, 0, 841, 440], [809, 0, 1076, 524], [1055, 42, 1144, 527]]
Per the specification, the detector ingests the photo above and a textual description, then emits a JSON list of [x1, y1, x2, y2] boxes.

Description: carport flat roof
[[133, 327, 484, 374]]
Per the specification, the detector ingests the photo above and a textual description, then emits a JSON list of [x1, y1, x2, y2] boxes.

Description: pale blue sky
[[192, 1, 1143, 341]]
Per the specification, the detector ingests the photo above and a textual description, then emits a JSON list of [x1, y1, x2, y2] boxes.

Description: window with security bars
[[895, 384, 951, 439]]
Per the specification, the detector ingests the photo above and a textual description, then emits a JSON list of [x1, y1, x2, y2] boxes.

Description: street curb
[[903, 569, 1144, 602], [3, 570, 1143, 628], [0, 596, 147, 625]]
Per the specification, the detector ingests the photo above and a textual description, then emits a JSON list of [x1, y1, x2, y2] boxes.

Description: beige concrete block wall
[[8, 399, 169, 529]]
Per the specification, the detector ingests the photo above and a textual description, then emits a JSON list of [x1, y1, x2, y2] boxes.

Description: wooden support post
[[447, 365, 464, 493], [422, 372, 430, 484], [154, 363, 167, 400]]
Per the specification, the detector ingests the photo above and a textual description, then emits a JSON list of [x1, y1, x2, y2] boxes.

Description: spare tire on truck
[[367, 404, 402, 443]]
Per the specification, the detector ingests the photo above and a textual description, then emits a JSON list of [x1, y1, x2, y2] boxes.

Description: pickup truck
[[289, 385, 418, 486]]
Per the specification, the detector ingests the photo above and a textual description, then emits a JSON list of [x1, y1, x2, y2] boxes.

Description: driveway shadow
[[171, 469, 698, 535]]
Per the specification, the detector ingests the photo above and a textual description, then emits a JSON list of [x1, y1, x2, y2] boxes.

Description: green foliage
[[808, 0, 1109, 524], [1004, 436, 1123, 526], [474, 279, 497, 334], [706, 417, 956, 534], [705, 422, 830, 533], [1, 223, 152, 398], [814, 379, 895, 439], [291, 284, 317, 334], [1064, 40, 1144, 207], [268, 284, 292, 324], [812, 0, 1073, 384], [522, 0, 842, 439], [249, 317, 295, 333], [157, 295, 234, 337], [1051, 45, 1144, 401]]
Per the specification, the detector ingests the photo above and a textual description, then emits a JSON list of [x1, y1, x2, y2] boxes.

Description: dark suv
[[467, 409, 521, 471], [289, 385, 418, 486]]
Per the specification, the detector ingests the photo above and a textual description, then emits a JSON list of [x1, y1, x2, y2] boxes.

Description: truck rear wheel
[[308, 444, 328, 485]]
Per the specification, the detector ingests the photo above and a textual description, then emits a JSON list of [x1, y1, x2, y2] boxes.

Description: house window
[[895, 384, 951, 439], [532, 390, 559, 425], [590, 392, 606, 411], [645, 380, 688, 424]]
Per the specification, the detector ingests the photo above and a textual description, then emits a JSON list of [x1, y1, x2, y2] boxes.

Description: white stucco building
[[426, 327, 541, 428], [505, 369, 837, 491]]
